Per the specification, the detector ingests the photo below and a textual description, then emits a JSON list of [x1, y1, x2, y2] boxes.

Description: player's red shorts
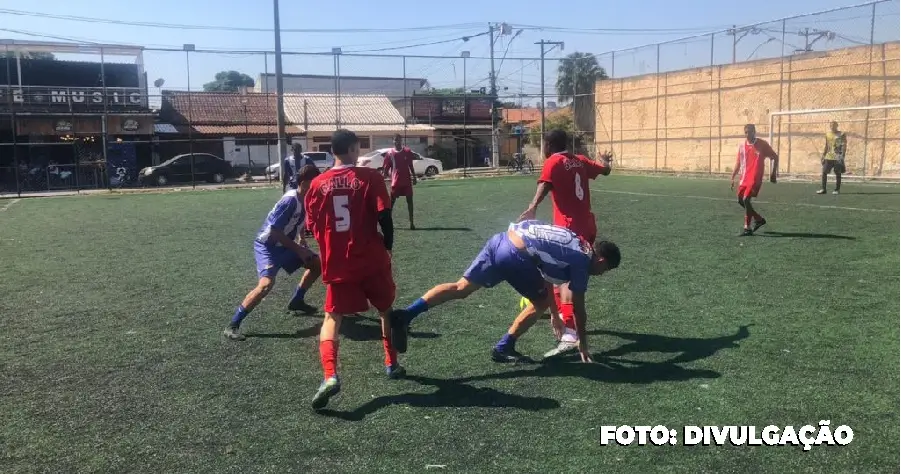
[[391, 185, 413, 199], [558, 219, 597, 245], [324, 266, 396, 314], [737, 182, 761, 200]]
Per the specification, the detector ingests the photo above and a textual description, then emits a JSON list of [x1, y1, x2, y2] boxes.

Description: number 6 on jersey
[[333, 195, 351, 232]]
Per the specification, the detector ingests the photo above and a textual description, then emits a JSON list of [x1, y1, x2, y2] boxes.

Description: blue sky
[[0, 0, 897, 104]]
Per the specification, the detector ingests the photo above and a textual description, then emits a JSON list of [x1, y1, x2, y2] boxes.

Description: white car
[[357, 148, 443, 177], [266, 151, 335, 179]]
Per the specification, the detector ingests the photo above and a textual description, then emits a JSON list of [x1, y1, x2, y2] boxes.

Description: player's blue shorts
[[253, 241, 317, 279], [463, 232, 548, 303]]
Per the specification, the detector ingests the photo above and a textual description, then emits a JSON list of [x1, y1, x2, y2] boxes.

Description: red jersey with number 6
[[305, 165, 391, 283], [538, 152, 609, 242]]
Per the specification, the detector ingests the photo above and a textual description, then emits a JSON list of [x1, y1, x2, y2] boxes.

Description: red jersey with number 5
[[305, 165, 391, 283], [538, 152, 609, 237]]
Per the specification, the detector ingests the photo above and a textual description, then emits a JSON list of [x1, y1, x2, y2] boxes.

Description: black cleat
[[389, 309, 411, 354], [288, 299, 318, 315], [311, 376, 341, 410], [386, 364, 406, 379], [491, 347, 534, 364], [739, 228, 754, 237], [752, 218, 767, 233]]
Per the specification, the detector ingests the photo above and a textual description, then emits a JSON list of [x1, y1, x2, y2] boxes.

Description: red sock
[[382, 336, 398, 367], [319, 339, 338, 379], [560, 302, 576, 330], [744, 215, 751, 228]]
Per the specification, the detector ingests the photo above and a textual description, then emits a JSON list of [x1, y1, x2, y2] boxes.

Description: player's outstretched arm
[[519, 182, 552, 222], [571, 291, 592, 363], [378, 209, 394, 252]]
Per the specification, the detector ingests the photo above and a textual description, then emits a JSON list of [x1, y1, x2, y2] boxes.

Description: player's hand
[[730, 179, 735, 190], [578, 343, 593, 363], [517, 208, 536, 222], [551, 314, 564, 342]]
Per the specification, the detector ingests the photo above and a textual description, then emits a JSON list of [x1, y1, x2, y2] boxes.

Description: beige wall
[[596, 42, 900, 177]]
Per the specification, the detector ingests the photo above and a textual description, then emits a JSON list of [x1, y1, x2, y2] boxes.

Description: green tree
[[0, 51, 55, 60], [423, 87, 465, 95], [203, 70, 255, 92], [528, 110, 578, 146], [556, 52, 608, 139]]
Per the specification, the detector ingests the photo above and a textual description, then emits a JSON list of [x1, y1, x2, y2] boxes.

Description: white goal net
[[768, 105, 900, 179]]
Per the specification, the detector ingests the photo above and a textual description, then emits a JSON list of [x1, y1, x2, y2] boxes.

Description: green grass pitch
[[1, 175, 898, 473]]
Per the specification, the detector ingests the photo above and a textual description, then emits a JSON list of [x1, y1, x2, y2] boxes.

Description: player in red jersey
[[383, 134, 418, 230], [304, 129, 400, 410], [730, 124, 779, 236], [518, 129, 613, 358]]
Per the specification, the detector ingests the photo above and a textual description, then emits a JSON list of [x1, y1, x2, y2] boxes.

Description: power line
[[0, 8, 484, 34]]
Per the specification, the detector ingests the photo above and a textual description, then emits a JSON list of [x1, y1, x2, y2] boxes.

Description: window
[[313, 136, 331, 143], [412, 154, 423, 160], [358, 137, 371, 149], [235, 138, 274, 146], [306, 152, 328, 162]]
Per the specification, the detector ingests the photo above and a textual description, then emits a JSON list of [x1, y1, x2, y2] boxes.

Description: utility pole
[[796, 28, 835, 53], [273, 0, 288, 164], [536, 40, 564, 154], [489, 23, 498, 168], [727, 25, 760, 63]]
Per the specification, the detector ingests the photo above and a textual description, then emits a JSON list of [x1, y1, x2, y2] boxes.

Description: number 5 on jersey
[[574, 173, 584, 201], [333, 195, 351, 232]]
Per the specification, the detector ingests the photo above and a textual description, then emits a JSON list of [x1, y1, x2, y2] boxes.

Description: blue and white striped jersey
[[509, 220, 593, 292], [256, 191, 305, 247]]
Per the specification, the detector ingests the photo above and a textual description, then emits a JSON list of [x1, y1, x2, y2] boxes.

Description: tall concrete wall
[[596, 42, 899, 177]]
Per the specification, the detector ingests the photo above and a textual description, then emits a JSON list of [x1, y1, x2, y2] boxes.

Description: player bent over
[[518, 129, 613, 359], [390, 220, 621, 363], [305, 129, 401, 410], [224, 165, 322, 341], [730, 124, 779, 236]]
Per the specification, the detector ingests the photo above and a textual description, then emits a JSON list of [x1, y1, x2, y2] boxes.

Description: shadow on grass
[[591, 324, 751, 365], [316, 374, 560, 421], [246, 315, 440, 342], [759, 231, 855, 240], [839, 191, 898, 195]]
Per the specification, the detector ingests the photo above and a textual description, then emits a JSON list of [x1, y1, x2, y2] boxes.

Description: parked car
[[139, 153, 233, 186], [266, 152, 335, 179], [357, 148, 443, 177]]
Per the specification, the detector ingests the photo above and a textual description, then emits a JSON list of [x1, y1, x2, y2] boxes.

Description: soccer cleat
[[739, 228, 754, 237], [311, 376, 341, 410], [223, 326, 246, 341], [833, 190, 840, 195], [386, 364, 406, 379], [491, 347, 534, 364], [288, 300, 318, 315], [543, 340, 579, 359], [816, 189, 827, 194], [752, 218, 767, 233], [389, 310, 410, 354]]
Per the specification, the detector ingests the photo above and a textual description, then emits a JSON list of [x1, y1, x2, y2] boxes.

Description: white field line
[[0, 199, 20, 212], [594, 188, 897, 213]]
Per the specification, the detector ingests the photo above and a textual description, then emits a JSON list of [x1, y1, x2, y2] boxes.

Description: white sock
[[561, 328, 578, 343]]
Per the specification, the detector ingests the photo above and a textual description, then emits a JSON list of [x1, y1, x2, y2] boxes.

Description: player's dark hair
[[593, 240, 621, 269], [331, 129, 359, 155], [292, 142, 303, 153], [297, 164, 320, 183], [394, 133, 402, 140], [545, 129, 568, 153], [744, 124, 756, 132]]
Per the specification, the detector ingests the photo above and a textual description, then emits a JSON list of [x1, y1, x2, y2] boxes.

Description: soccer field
[[1, 175, 898, 473]]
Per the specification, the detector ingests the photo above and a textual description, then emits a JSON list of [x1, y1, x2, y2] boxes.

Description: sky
[[0, 0, 897, 106]]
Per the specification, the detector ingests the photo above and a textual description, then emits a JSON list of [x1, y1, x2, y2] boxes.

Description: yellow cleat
[[519, 297, 530, 310]]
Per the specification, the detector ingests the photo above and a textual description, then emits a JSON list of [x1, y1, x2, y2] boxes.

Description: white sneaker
[[832, 190, 840, 195], [543, 340, 579, 359], [816, 189, 826, 195]]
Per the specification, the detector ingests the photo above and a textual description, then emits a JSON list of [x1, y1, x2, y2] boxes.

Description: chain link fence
[[1, 0, 898, 196]]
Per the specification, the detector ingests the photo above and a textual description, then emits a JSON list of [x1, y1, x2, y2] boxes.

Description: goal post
[[767, 104, 900, 179]]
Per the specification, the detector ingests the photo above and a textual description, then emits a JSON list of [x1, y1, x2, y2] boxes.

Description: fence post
[[184, 46, 195, 189], [654, 44, 660, 171], [709, 33, 714, 173], [861, 1, 877, 178], [101, 47, 111, 191], [403, 55, 408, 141]]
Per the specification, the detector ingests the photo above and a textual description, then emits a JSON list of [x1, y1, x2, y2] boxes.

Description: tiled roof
[[160, 91, 283, 125], [193, 125, 304, 135], [283, 93, 408, 128], [304, 124, 433, 133], [502, 108, 542, 124]]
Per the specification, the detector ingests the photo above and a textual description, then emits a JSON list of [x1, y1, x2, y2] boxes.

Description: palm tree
[[556, 52, 608, 142]]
